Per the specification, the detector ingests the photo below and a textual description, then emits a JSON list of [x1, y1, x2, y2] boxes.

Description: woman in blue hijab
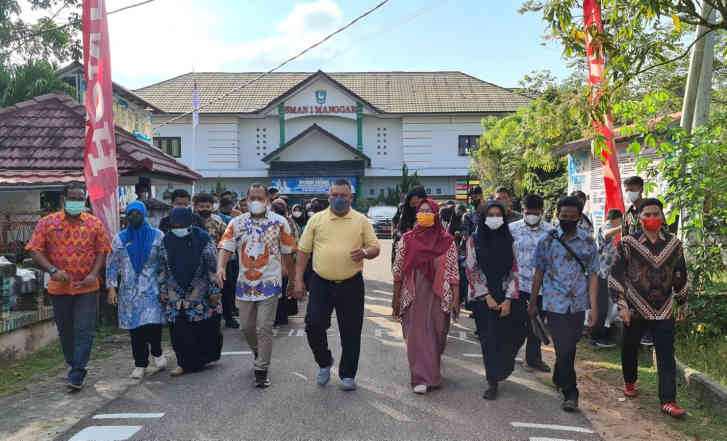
[[107, 200, 167, 379], [159, 207, 223, 376]]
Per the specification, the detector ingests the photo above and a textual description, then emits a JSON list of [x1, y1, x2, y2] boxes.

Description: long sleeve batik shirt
[[608, 231, 688, 320]]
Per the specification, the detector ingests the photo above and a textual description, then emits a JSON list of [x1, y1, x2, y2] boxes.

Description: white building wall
[[239, 117, 277, 170], [285, 116, 356, 147], [276, 131, 360, 161], [362, 116, 402, 172]]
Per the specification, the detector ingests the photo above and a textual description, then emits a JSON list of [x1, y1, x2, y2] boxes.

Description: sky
[[24, 0, 575, 90]]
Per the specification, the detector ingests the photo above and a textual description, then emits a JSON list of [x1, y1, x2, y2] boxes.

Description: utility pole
[[681, 1, 715, 132]]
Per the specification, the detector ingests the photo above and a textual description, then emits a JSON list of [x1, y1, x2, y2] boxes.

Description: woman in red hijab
[[392, 198, 460, 394]]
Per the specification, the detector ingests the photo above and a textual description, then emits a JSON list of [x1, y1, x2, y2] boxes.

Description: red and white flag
[[193, 80, 200, 127], [584, 0, 625, 217], [83, 0, 119, 236]]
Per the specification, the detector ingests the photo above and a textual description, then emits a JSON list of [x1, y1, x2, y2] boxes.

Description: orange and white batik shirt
[[219, 210, 296, 301]]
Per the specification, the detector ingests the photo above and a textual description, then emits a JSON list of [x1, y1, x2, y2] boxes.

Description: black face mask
[[128, 214, 144, 228], [272, 206, 286, 216], [199, 210, 212, 218], [560, 219, 578, 234]]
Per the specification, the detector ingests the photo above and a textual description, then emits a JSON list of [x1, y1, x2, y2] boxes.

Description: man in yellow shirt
[[293, 180, 380, 391]]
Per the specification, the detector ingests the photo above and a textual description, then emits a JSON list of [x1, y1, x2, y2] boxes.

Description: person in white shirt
[[509, 194, 554, 373]]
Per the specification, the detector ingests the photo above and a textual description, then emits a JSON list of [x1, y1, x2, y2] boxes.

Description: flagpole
[[192, 122, 196, 195]]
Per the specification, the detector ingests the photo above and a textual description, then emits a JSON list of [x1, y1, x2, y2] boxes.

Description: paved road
[[59, 240, 600, 441]]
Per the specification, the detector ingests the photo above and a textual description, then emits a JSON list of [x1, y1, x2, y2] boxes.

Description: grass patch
[[0, 324, 125, 397], [578, 341, 727, 441], [675, 335, 727, 389]]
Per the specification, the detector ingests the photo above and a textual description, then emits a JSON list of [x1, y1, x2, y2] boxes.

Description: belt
[[317, 272, 361, 284]]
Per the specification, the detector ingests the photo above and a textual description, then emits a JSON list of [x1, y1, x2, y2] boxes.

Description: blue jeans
[[51, 292, 98, 383]]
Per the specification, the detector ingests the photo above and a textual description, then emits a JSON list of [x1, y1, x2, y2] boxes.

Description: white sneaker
[[131, 367, 145, 379], [413, 384, 427, 394], [153, 355, 167, 370]]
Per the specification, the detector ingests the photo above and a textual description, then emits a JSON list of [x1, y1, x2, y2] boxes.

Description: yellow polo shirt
[[298, 208, 379, 281]]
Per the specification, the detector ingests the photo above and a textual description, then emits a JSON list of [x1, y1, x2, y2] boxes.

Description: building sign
[[272, 177, 357, 194], [315, 89, 327, 104], [284, 105, 356, 115], [81, 80, 154, 143]]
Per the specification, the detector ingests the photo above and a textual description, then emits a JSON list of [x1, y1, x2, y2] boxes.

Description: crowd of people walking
[[26, 174, 689, 418]]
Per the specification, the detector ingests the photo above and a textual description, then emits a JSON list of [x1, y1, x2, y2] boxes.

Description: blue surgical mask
[[65, 200, 86, 216], [171, 228, 191, 238], [331, 197, 350, 213]]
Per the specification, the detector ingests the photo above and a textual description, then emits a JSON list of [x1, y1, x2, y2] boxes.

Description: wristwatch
[[49, 266, 58, 275]]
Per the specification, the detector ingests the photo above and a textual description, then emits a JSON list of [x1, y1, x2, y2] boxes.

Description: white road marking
[[511, 422, 595, 434], [459, 331, 468, 339], [375, 329, 383, 337], [296, 329, 306, 337], [68, 426, 142, 441], [529, 438, 575, 441], [93, 413, 164, 419], [221, 351, 252, 356], [370, 400, 413, 422], [288, 329, 295, 336], [447, 334, 479, 345], [293, 372, 308, 380], [463, 353, 483, 358]]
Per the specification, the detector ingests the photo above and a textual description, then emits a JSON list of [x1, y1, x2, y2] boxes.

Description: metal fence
[[0, 211, 46, 263]]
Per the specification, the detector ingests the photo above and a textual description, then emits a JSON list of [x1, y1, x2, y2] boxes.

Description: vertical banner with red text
[[83, 0, 119, 237], [584, 0, 625, 217]]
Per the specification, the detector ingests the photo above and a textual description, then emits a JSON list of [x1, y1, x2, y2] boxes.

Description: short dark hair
[[469, 185, 483, 196], [606, 208, 623, 220], [624, 176, 644, 187], [171, 189, 190, 202], [193, 192, 214, 204], [446, 200, 456, 206], [332, 179, 351, 188], [522, 194, 544, 210], [220, 191, 234, 199], [220, 198, 234, 208], [638, 198, 663, 214], [456, 204, 467, 213], [494, 186, 511, 197], [65, 182, 86, 196], [267, 186, 279, 196], [248, 183, 268, 196], [557, 196, 583, 214], [570, 190, 587, 201]]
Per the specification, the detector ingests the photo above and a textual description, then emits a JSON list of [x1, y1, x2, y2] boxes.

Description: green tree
[[471, 70, 587, 206], [0, 59, 74, 107], [399, 163, 421, 195]]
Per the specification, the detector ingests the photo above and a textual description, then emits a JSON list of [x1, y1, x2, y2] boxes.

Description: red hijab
[[400, 198, 454, 283]]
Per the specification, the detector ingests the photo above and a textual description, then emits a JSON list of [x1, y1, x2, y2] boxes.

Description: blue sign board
[[272, 177, 356, 194]]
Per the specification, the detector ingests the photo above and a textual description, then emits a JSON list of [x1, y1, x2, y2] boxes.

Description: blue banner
[[272, 177, 357, 194]]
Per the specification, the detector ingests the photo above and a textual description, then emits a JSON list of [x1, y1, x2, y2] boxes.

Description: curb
[[675, 358, 727, 416]]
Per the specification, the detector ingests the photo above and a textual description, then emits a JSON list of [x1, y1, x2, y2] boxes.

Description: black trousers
[[622, 317, 676, 404], [519, 291, 545, 365], [590, 277, 611, 341], [305, 272, 365, 379], [547, 310, 585, 400], [222, 258, 239, 322], [129, 324, 162, 368]]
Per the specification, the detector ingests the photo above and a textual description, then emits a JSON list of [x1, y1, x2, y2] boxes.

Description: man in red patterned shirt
[[26, 183, 111, 390]]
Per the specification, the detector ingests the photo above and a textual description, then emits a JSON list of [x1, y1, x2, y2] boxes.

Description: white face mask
[[292, 211, 303, 218], [307, 211, 315, 218], [626, 191, 641, 203], [524, 214, 541, 226], [485, 217, 504, 230], [249, 200, 266, 215]]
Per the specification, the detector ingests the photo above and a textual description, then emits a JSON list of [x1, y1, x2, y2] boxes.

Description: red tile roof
[[0, 93, 201, 186]]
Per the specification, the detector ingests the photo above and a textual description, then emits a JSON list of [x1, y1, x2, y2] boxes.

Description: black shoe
[[482, 383, 498, 400], [254, 370, 271, 388], [527, 360, 552, 373], [562, 397, 579, 412], [592, 338, 616, 348], [225, 320, 240, 329]]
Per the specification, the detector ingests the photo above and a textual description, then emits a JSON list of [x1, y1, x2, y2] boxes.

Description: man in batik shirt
[[609, 198, 688, 418]]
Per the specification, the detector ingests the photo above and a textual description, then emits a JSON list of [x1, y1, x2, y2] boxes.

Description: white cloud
[[103, 0, 346, 88]]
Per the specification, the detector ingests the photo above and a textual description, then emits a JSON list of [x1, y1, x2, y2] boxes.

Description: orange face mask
[[416, 212, 435, 228]]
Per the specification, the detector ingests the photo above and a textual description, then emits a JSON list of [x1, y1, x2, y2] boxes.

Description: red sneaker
[[661, 402, 686, 418], [624, 382, 638, 397]]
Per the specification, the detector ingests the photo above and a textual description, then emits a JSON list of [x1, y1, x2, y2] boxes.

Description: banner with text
[[83, 0, 119, 236], [272, 177, 357, 194]]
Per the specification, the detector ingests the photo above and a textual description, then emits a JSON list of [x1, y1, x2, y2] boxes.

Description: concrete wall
[[0, 319, 57, 363]]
